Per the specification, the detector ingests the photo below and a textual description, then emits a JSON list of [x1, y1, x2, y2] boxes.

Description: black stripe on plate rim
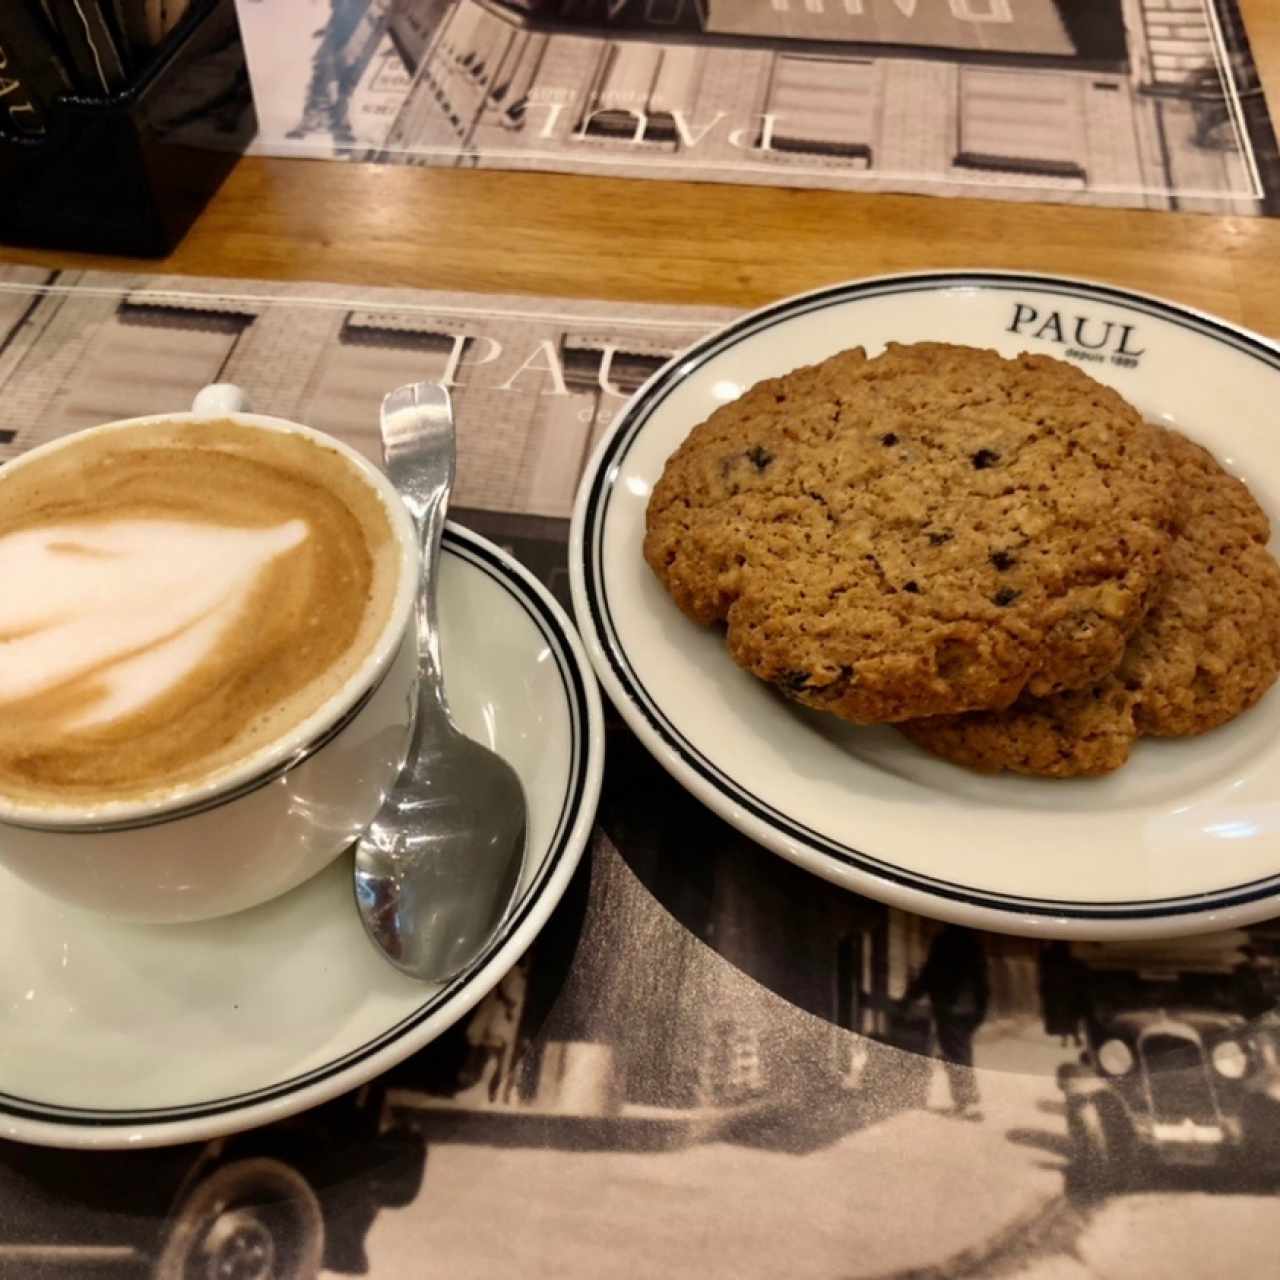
[[582, 271, 1280, 921], [0, 527, 593, 1126]]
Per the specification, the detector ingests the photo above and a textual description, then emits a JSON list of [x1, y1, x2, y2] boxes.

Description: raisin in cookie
[[901, 430, 1280, 776], [644, 342, 1179, 723]]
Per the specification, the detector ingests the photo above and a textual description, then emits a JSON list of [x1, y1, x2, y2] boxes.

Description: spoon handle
[[380, 383, 456, 726]]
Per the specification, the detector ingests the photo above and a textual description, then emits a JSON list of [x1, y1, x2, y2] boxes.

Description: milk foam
[[0, 519, 309, 726], [0, 417, 398, 808]]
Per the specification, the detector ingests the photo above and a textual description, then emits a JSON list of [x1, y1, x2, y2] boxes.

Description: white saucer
[[1, 524, 603, 1149], [570, 271, 1280, 942]]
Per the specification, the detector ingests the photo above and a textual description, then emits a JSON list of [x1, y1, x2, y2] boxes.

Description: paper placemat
[[234, 0, 1280, 216], [2, 264, 1279, 1279]]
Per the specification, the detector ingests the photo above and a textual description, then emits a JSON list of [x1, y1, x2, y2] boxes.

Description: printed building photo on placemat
[[233, 0, 1280, 215], [1, 266, 1279, 1280]]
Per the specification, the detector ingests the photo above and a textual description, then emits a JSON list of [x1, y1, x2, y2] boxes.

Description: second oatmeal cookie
[[900, 430, 1280, 775]]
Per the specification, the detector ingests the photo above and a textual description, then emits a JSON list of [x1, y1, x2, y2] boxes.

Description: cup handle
[[192, 383, 249, 416]]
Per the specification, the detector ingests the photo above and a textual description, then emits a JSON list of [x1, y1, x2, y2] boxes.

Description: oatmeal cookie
[[644, 342, 1179, 723], [901, 430, 1280, 775]]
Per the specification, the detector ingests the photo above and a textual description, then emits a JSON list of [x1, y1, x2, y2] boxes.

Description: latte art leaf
[[0, 419, 397, 808], [0, 519, 309, 727]]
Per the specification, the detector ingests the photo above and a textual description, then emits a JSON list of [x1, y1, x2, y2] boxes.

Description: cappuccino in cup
[[0, 417, 400, 810], [0, 389, 419, 923]]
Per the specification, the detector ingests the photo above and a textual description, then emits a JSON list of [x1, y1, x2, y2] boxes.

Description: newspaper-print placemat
[[2, 263, 1279, 1279], [233, 0, 1280, 217]]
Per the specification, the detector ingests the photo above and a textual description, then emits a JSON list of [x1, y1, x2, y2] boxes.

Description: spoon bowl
[[354, 383, 528, 983]]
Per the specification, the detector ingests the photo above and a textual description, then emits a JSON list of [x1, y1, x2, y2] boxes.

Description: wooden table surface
[[3, 0, 1279, 338]]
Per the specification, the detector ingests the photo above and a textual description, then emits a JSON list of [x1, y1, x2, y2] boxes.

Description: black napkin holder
[[0, 0, 257, 258]]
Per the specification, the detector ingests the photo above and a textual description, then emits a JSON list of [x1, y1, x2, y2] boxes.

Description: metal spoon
[[354, 382, 528, 982]]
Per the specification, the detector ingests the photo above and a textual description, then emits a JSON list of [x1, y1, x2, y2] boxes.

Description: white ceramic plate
[[570, 271, 1280, 942], [1, 524, 603, 1149]]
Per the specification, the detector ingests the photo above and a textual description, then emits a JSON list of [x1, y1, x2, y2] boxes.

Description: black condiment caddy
[[0, 0, 257, 258]]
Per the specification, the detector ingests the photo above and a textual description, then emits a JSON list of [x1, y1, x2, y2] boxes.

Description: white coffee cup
[[0, 385, 420, 923]]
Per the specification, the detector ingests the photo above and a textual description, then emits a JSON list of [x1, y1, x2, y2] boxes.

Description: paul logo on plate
[[1007, 301, 1145, 370]]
